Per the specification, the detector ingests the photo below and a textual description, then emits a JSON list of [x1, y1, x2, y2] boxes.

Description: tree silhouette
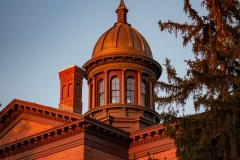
[[155, 0, 240, 159]]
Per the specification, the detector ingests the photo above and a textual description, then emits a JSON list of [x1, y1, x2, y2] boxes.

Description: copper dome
[[91, 0, 153, 59], [92, 23, 153, 59]]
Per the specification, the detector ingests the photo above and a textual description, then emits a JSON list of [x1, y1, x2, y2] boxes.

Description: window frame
[[126, 77, 134, 103], [98, 79, 104, 106], [110, 77, 120, 103], [141, 81, 146, 107]]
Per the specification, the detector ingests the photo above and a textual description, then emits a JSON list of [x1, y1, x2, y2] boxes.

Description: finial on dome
[[116, 0, 128, 23]]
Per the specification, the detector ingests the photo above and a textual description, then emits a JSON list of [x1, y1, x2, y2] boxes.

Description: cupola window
[[98, 79, 104, 106], [141, 81, 146, 106], [111, 77, 120, 103], [126, 77, 134, 103]]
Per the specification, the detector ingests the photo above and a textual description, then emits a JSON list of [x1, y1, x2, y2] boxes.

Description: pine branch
[[157, 0, 240, 159]]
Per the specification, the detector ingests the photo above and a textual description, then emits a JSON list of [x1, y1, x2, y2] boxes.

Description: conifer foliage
[[156, 0, 240, 159]]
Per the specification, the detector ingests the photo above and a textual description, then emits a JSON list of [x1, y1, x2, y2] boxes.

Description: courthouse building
[[0, 1, 177, 159]]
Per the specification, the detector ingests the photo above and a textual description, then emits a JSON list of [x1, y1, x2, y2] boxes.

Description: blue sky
[[0, 1, 206, 114]]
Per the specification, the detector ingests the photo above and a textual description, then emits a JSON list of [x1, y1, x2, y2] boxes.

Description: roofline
[[58, 65, 86, 72], [0, 99, 83, 120]]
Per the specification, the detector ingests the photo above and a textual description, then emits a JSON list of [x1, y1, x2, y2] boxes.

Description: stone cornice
[[85, 104, 159, 118], [84, 116, 129, 137], [0, 99, 83, 132], [130, 124, 166, 147], [130, 134, 168, 147], [88, 62, 157, 80], [131, 123, 164, 136], [82, 54, 162, 80], [0, 116, 130, 159]]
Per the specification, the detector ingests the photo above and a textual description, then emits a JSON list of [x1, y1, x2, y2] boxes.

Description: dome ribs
[[117, 24, 129, 48], [143, 37, 153, 57], [131, 27, 145, 52], [101, 26, 114, 50], [92, 30, 108, 57], [115, 24, 121, 48], [123, 23, 133, 48]]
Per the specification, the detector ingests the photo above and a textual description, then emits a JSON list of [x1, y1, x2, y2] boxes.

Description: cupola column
[[137, 71, 142, 106], [121, 69, 126, 104], [92, 76, 96, 109], [88, 82, 91, 110], [149, 80, 153, 110], [104, 70, 108, 105]]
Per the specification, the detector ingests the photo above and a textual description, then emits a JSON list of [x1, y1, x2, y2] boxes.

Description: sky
[[0, 0, 207, 114]]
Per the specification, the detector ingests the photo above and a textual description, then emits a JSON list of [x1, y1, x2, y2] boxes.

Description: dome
[[91, 0, 153, 59], [92, 23, 153, 59]]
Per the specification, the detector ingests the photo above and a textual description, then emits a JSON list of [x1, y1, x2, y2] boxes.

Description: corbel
[[146, 132, 153, 139], [154, 130, 160, 137]]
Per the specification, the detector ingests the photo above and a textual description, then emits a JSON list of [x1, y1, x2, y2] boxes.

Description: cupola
[[91, 0, 153, 59], [82, 0, 162, 132]]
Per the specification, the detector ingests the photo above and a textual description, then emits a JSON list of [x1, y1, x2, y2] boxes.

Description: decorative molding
[[0, 120, 86, 158], [86, 127, 129, 147], [88, 62, 156, 81], [85, 104, 160, 123], [0, 99, 83, 132], [0, 107, 21, 132], [83, 55, 162, 80], [0, 116, 130, 159], [130, 124, 166, 147], [84, 116, 129, 137], [130, 134, 167, 147]]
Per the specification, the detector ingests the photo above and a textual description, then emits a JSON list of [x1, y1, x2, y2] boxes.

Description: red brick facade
[[36, 145, 84, 160], [0, 101, 177, 160], [138, 148, 177, 160], [84, 145, 125, 160], [0, 119, 53, 146]]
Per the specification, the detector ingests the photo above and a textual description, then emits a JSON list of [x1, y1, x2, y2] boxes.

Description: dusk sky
[[0, 1, 206, 114]]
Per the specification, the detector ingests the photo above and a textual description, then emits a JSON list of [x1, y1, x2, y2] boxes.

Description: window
[[141, 81, 146, 106], [68, 83, 72, 97], [126, 77, 134, 103], [111, 77, 120, 103], [98, 80, 104, 106], [62, 85, 67, 99]]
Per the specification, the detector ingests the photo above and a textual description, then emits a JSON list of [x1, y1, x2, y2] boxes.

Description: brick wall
[[36, 145, 84, 160], [35, 145, 124, 160], [0, 119, 53, 146], [138, 148, 177, 160], [84, 145, 125, 160]]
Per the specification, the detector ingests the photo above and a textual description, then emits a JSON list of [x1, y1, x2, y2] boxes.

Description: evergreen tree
[[155, 0, 240, 159]]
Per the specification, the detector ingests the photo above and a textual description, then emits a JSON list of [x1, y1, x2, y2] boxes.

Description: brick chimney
[[58, 65, 85, 113]]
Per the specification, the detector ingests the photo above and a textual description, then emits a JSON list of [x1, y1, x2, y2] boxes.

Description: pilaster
[[137, 71, 142, 106], [121, 69, 126, 104]]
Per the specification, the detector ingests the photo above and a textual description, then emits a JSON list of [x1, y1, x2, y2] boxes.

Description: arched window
[[111, 77, 119, 103], [141, 81, 146, 106], [98, 80, 104, 106], [126, 77, 134, 103]]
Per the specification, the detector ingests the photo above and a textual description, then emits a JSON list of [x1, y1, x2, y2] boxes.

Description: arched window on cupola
[[111, 77, 120, 103], [141, 81, 146, 107], [98, 79, 104, 106], [126, 77, 134, 103]]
